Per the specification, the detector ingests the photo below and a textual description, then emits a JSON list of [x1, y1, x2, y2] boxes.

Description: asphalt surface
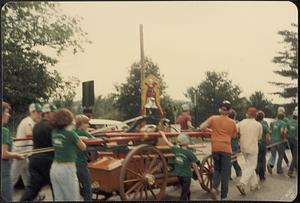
[[12, 142, 297, 202]]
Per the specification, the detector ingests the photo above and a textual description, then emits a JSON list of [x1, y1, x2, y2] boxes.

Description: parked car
[[89, 119, 129, 131]]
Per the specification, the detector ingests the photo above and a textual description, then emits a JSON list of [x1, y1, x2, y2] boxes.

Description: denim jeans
[[1, 159, 12, 202], [178, 176, 191, 200], [240, 153, 258, 187], [268, 143, 285, 173], [212, 152, 231, 199], [256, 142, 267, 179], [288, 137, 298, 174], [230, 144, 241, 178], [76, 162, 92, 201], [50, 162, 80, 201]]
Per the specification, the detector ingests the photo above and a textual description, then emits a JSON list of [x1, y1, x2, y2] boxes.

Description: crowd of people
[[176, 101, 297, 200], [1, 102, 94, 201], [1, 100, 298, 201]]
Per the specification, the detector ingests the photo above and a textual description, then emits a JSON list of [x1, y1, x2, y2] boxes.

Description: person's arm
[[258, 124, 262, 140], [281, 123, 288, 139], [78, 130, 96, 140], [2, 144, 24, 160], [266, 131, 270, 145], [76, 139, 86, 151], [199, 120, 209, 131], [72, 131, 87, 151], [187, 120, 195, 130], [192, 162, 202, 184], [159, 131, 173, 147]]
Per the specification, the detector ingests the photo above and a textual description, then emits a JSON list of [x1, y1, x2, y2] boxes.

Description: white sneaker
[[221, 196, 232, 201]]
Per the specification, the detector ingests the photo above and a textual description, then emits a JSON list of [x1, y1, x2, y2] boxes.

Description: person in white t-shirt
[[236, 107, 262, 196], [11, 103, 42, 190]]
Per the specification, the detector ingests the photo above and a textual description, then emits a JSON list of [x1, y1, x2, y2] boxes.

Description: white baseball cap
[[29, 103, 42, 113], [293, 110, 298, 117], [42, 104, 57, 113], [277, 106, 285, 114]]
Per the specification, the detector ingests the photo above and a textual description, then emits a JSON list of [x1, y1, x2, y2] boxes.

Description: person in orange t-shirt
[[199, 100, 237, 200]]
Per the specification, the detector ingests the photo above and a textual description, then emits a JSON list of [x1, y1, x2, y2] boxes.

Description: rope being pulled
[[231, 139, 288, 162], [17, 147, 54, 156]]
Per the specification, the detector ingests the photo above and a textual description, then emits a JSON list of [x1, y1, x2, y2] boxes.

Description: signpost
[[82, 80, 95, 118]]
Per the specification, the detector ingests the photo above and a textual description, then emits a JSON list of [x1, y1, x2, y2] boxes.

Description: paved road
[[12, 143, 297, 201]]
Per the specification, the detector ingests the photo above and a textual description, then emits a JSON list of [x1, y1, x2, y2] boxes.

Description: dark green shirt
[[270, 119, 287, 144], [287, 119, 298, 139], [260, 121, 269, 144], [231, 120, 239, 147], [52, 128, 80, 162], [74, 129, 92, 164], [283, 117, 290, 124], [2, 127, 13, 152], [171, 146, 198, 177]]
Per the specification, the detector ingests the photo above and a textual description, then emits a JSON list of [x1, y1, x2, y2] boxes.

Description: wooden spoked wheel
[[119, 144, 168, 200], [199, 154, 214, 192]]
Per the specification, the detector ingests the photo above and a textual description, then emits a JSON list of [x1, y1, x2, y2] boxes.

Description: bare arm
[[2, 144, 24, 160], [159, 131, 173, 147], [187, 120, 195, 130], [192, 162, 200, 178], [79, 135, 96, 140], [199, 121, 209, 131], [76, 139, 87, 151]]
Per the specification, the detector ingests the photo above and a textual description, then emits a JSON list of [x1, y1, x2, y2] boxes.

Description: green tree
[[51, 76, 80, 111], [160, 95, 180, 124], [248, 91, 273, 117], [1, 2, 90, 115], [92, 94, 124, 120], [269, 23, 298, 106], [114, 57, 166, 120], [186, 71, 245, 122]]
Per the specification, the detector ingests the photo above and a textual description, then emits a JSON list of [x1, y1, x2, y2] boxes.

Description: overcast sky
[[48, 1, 297, 104]]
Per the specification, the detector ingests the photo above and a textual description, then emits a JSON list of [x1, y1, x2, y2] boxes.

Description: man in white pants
[[11, 103, 42, 190], [236, 107, 262, 195]]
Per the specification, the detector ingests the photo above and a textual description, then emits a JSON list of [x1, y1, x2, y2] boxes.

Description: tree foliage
[[186, 71, 245, 122], [270, 23, 298, 103], [1, 1, 90, 114], [92, 94, 124, 120], [114, 57, 166, 120], [51, 76, 80, 111], [248, 91, 273, 117]]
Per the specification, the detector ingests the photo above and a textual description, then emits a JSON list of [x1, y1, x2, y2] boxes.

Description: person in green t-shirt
[[74, 114, 95, 201], [267, 108, 287, 175], [255, 111, 270, 181], [1, 102, 25, 202], [287, 110, 298, 178], [50, 108, 86, 201], [160, 131, 201, 200]]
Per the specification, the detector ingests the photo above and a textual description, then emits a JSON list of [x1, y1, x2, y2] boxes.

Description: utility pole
[[140, 24, 145, 112]]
